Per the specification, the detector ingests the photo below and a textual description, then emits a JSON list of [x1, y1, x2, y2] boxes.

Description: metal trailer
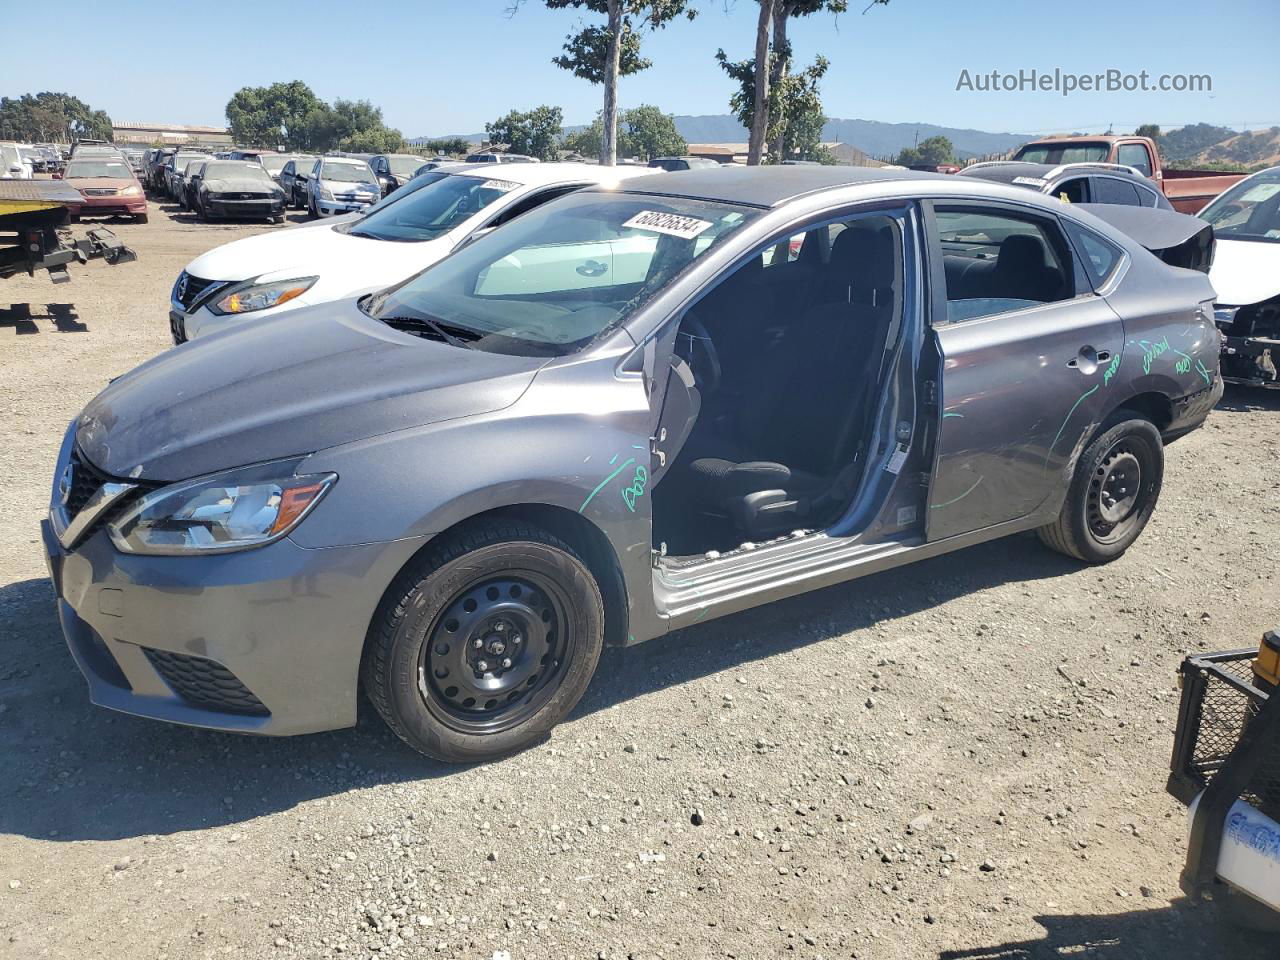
[[1169, 634, 1280, 929], [0, 179, 135, 283]]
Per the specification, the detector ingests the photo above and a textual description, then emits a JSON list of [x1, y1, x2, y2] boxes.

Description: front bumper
[[42, 500, 425, 737], [204, 196, 284, 219], [76, 195, 147, 216], [315, 196, 375, 217]]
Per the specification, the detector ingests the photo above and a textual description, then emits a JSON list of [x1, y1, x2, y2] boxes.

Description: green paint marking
[[942, 412, 964, 419], [578, 457, 636, 513], [609, 453, 619, 465], [1044, 384, 1100, 467], [692, 607, 711, 623], [1194, 358, 1212, 386], [930, 475, 983, 509], [1102, 345, 1124, 386]]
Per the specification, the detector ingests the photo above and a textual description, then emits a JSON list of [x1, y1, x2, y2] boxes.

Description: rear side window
[[1093, 177, 1144, 206], [1117, 143, 1153, 178], [1063, 219, 1125, 288], [934, 208, 1076, 322], [1056, 178, 1089, 204]]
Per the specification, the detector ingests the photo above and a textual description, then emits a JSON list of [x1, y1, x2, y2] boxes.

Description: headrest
[[996, 233, 1046, 272]]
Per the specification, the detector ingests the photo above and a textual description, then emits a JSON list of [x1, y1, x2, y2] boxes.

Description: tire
[[362, 519, 605, 763], [1037, 411, 1163, 563], [307, 194, 318, 219], [133, 213, 148, 224]]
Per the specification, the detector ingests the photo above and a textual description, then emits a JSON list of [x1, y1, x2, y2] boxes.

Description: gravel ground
[[1, 193, 1278, 960]]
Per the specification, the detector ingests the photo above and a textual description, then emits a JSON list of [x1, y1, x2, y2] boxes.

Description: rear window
[[1063, 219, 1125, 287]]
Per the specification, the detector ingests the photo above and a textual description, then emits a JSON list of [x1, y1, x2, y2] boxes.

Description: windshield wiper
[[379, 314, 480, 349]]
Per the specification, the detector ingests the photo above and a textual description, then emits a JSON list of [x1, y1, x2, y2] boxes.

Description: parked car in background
[[145, 148, 175, 192], [259, 153, 313, 187], [60, 154, 148, 222], [20, 146, 48, 173], [414, 159, 452, 177], [1011, 135, 1246, 214], [51, 167, 1221, 762], [370, 154, 428, 197], [304, 156, 381, 217], [1198, 166, 1280, 389], [169, 162, 659, 341], [466, 152, 539, 164], [194, 160, 286, 224], [959, 161, 1174, 209], [279, 158, 310, 209], [230, 149, 276, 162], [164, 151, 208, 201], [180, 158, 210, 211], [0, 142, 32, 179], [649, 156, 720, 171], [170, 157, 206, 210]]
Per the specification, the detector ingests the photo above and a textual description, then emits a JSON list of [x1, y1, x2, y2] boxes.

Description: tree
[[725, 0, 886, 165], [716, 50, 831, 163], [416, 137, 473, 157], [1134, 123, 1161, 143], [562, 104, 685, 160], [894, 135, 954, 167], [511, 1, 696, 165], [226, 81, 323, 149], [485, 105, 565, 161], [0, 92, 112, 142]]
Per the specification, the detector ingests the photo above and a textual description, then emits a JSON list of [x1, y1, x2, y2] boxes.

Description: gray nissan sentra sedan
[[42, 166, 1222, 762]]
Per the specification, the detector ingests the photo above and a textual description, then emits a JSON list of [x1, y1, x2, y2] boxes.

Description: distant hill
[[1195, 126, 1280, 169], [416, 114, 1030, 159]]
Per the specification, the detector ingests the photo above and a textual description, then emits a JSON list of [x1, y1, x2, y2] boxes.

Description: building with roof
[[112, 122, 233, 147]]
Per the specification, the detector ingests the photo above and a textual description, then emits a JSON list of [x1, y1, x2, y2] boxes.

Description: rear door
[[923, 201, 1124, 540]]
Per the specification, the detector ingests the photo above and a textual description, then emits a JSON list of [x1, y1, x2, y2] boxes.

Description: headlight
[[319, 185, 334, 201], [109, 461, 336, 555], [119, 185, 142, 196], [210, 277, 318, 315]]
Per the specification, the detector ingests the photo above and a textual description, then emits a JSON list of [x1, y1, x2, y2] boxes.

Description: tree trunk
[[747, 0, 774, 166], [768, 3, 791, 163], [600, 0, 623, 167]]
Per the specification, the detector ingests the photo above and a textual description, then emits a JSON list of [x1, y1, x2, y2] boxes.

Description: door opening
[[650, 213, 907, 559]]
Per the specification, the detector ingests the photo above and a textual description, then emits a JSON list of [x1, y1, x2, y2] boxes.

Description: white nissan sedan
[[169, 162, 660, 343]]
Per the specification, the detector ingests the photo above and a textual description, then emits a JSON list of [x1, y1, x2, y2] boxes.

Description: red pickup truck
[[1011, 135, 1246, 213]]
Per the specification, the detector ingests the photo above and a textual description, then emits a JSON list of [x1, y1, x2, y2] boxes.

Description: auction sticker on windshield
[[623, 210, 713, 239], [480, 179, 520, 191]]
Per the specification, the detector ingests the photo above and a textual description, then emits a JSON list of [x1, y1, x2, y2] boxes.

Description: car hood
[[76, 300, 544, 481], [1208, 238, 1280, 306], [183, 221, 451, 285], [204, 176, 279, 193]]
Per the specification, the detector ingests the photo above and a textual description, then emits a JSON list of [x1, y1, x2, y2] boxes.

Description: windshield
[[365, 191, 756, 356], [1013, 142, 1110, 165], [322, 160, 375, 183], [388, 156, 422, 177], [349, 173, 516, 242], [1199, 171, 1280, 243], [203, 162, 273, 183], [65, 160, 133, 179], [172, 153, 204, 169], [184, 160, 205, 175], [260, 156, 291, 174]]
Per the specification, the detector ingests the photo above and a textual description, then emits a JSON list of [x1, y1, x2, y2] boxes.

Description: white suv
[[305, 157, 381, 217]]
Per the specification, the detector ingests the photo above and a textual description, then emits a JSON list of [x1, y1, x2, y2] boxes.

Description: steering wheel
[[677, 312, 722, 396]]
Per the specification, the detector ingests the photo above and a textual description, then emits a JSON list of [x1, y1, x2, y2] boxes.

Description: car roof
[[957, 161, 1062, 184], [618, 164, 948, 208], [428, 160, 662, 187]]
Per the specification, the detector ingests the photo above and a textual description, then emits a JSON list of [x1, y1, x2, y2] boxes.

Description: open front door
[[644, 322, 701, 488]]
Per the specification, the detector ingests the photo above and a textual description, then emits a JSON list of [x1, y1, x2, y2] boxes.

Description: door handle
[[1066, 345, 1102, 373], [576, 259, 608, 277]]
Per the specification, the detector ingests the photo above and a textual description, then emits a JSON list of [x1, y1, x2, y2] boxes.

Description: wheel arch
[[1104, 390, 1174, 432], [370, 502, 631, 653]]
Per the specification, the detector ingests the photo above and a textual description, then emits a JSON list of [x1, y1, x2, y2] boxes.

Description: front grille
[[64, 448, 111, 520], [82, 187, 118, 197], [215, 192, 271, 201], [61, 448, 151, 538], [143, 648, 270, 716], [174, 271, 220, 310]]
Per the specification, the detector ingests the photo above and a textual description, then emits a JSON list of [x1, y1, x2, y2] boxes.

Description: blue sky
[[3, 0, 1277, 137]]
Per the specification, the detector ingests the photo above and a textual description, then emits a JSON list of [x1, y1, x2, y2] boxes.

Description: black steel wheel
[[1038, 412, 1163, 563], [362, 519, 605, 763], [420, 573, 575, 735]]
